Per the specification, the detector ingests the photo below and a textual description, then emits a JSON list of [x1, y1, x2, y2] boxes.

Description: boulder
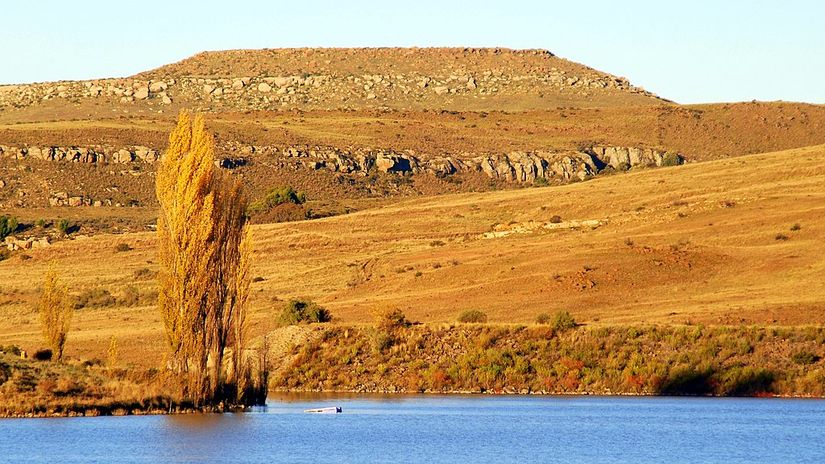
[[114, 149, 133, 163], [134, 87, 149, 100], [272, 77, 291, 87], [32, 237, 50, 249], [258, 83, 272, 93], [149, 81, 167, 93]]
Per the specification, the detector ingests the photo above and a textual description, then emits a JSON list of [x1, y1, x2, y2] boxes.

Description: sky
[[1, 0, 823, 104]]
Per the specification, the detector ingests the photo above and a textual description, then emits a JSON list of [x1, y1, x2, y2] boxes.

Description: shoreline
[[4, 389, 825, 419]]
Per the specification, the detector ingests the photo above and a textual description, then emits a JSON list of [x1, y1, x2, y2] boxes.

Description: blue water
[[1, 395, 824, 463]]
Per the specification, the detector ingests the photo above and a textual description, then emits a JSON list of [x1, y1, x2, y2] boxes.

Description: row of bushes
[[457, 309, 577, 331], [0, 216, 73, 240]]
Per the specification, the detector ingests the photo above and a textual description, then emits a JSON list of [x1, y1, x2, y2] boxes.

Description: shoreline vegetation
[[1, 321, 824, 418], [272, 320, 825, 399]]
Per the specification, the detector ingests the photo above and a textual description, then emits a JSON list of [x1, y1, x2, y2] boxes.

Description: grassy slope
[[0, 144, 823, 368]]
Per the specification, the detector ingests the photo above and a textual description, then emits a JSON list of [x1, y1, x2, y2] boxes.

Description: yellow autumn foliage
[[38, 263, 73, 362], [156, 112, 257, 405]]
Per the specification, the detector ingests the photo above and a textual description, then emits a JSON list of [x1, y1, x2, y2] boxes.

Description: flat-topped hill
[[0, 48, 663, 113]]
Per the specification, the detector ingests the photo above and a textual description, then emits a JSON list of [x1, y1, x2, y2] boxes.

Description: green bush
[[661, 153, 683, 167], [370, 330, 396, 354], [56, 218, 71, 236], [535, 313, 551, 324], [791, 350, 820, 365], [280, 299, 332, 325], [458, 310, 488, 323], [249, 186, 307, 213], [0, 215, 19, 240], [550, 311, 578, 331]]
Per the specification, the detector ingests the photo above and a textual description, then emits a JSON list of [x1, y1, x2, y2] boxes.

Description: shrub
[[373, 307, 409, 331], [35, 219, 47, 228], [119, 286, 140, 306], [114, 243, 132, 252], [791, 351, 820, 365], [133, 268, 156, 280], [370, 330, 396, 354], [33, 349, 53, 361], [550, 311, 577, 331], [248, 186, 306, 213], [790, 223, 802, 232], [0, 215, 18, 240], [775, 233, 789, 241], [56, 218, 71, 236], [75, 288, 117, 309], [533, 177, 549, 187], [280, 299, 332, 325], [549, 215, 563, 224], [535, 313, 551, 324], [661, 153, 683, 167], [458, 310, 488, 323], [0, 344, 22, 356]]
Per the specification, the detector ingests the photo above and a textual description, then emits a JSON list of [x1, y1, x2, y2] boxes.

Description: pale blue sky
[[1, 0, 822, 104]]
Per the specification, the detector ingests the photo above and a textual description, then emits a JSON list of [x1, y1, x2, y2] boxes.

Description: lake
[[1, 394, 824, 463]]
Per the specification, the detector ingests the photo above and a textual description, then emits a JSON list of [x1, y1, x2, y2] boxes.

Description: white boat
[[304, 406, 342, 414]]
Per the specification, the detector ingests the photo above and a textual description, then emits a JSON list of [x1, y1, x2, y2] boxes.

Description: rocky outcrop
[[0, 145, 160, 163], [4, 235, 50, 251], [0, 142, 682, 185], [232, 144, 682, 182]]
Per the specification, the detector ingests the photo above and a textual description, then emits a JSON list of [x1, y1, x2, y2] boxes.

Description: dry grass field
[[2, 143, 823, 368]]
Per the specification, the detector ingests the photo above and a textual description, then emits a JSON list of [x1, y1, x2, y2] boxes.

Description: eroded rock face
[[225, 144, 681, 182], [0, 145, 159, 164], [0, 143, 682, 185]]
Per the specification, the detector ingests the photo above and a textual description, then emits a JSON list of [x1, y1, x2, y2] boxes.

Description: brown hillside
[[0, 145, 823, 367]]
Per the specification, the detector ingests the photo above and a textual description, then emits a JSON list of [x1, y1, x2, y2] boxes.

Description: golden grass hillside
[[0, 144, 823, 367]]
